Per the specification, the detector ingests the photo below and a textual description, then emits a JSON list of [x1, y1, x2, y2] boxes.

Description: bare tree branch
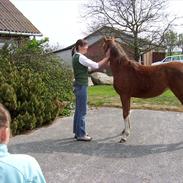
[[82, 0, 176, 60]]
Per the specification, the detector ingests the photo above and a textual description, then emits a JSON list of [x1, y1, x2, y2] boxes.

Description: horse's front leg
[[120, 96, 131, 143]]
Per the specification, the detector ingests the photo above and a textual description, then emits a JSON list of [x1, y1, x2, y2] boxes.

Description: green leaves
[[0, 83, 17, 110], [0, 39, 73, 135]]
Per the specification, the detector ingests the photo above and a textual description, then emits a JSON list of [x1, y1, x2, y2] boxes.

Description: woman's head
[[71, 39, 88, 56], [0, 104, 11, 144]]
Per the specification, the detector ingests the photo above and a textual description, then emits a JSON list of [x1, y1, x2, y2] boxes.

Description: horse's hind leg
[[167, 69, 183, 105], [171, 89, 183, 105], [120, 96, 131, 143], [169, 81, 183, 105]]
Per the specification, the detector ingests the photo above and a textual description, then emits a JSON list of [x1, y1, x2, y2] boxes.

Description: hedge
[[0, 39, 73, 135]]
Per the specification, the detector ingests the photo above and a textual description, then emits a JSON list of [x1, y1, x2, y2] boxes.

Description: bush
[[0, 39, 73, 135]]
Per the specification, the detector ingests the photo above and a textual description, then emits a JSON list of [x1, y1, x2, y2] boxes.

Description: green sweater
[[72, 53, 88, 86]]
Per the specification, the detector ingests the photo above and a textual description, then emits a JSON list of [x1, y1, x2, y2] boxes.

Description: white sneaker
[[74, 133, 89, 139], [77, 135, 92, 141]]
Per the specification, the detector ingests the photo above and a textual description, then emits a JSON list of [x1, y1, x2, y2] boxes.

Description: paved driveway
[[9, 108, 183, 183]]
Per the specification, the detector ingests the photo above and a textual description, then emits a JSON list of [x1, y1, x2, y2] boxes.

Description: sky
[[10, 0, 183, 48]]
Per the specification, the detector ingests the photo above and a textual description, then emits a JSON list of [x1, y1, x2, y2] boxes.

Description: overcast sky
[[10, 0, 183, 48]]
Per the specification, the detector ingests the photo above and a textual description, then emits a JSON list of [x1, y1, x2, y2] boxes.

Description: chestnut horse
[[103, 38, 183, 142]]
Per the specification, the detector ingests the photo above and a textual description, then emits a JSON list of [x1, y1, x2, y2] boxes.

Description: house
[[54, 26, 134, 67], [54, 26, 165, 66], [0, 0, 42, 48]]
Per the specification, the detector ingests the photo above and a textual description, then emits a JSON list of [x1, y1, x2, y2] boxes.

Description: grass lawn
[[88, 85, 183, 111]]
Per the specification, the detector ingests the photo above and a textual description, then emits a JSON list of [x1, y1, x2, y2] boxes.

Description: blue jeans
[[73, 84, 88, 137]]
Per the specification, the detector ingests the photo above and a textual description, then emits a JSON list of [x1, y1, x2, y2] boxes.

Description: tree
[[163, 30, 177, 55], [177, 33, 183, 54], [83, 0, 175, 61]]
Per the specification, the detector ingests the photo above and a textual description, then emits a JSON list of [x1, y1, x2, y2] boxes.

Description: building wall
[[86, 39, 105, 62], [55, 39, 105, 69], [55, 49, 72, 66], [54, 34, 104, 67], [55, 38, 137, 67], [86, 34, 103, 46], [0, 34, 29, 48], [54, 35, 165, 67]]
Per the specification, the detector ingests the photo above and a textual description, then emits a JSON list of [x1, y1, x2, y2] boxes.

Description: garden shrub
[[0, 38, 73, 135]]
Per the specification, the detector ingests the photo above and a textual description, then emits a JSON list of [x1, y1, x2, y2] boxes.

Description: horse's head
[[103, 37, 116, 53], [103, 37, 129, 65]]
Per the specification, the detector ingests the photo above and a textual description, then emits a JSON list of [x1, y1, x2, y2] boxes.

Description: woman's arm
[[89, 49, 110, 71], [97, 57, 109, 68], [79, 54, 99, 69], [79, 53, 109, 70]]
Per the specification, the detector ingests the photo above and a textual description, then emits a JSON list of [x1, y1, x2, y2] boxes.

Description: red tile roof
[[0, 0, 42, 36]]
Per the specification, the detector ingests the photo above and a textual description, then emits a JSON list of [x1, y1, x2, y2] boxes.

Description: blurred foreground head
[[0, 104, 11, 144]]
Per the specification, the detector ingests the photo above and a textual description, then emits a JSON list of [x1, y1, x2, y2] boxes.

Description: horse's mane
[[110, 41, 138, 68], [110, 42, 127, 60]]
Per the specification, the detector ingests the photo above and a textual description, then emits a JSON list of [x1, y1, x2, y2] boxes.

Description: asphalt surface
[[9, 107, 183, 183]]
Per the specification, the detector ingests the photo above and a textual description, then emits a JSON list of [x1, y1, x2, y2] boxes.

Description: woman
[[72, 39, 109, 141]]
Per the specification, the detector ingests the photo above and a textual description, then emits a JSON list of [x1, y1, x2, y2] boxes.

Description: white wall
[[0, 42, 5, 49], [55, 49, 72, 67], [0, 38, 8, 49]]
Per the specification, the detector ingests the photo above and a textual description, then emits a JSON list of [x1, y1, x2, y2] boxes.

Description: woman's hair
[[71, 39, 88, 56], [0, 104, 11, 128]]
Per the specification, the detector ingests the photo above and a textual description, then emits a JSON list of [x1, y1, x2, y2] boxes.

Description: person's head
[[71, 39, 88, 56], [0, 104, 11, 144]]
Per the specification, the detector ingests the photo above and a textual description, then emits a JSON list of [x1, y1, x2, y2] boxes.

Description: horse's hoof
[[119, 138, 127, 143]]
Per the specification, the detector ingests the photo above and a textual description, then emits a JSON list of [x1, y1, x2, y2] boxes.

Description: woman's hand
[[97, 49, 110, 69]]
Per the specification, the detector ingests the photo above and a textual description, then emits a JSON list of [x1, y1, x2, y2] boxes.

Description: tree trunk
[[133, 33, 140, 61]]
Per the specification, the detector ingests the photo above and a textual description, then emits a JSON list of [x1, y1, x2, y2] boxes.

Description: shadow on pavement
[[9, 135, 183, 159]]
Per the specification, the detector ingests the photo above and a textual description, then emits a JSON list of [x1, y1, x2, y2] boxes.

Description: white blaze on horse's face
[[103, 37, 116, 53]]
